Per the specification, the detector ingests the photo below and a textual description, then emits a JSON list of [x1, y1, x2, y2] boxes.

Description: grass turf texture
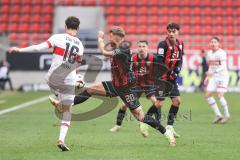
[[0, 91, 239, 160]]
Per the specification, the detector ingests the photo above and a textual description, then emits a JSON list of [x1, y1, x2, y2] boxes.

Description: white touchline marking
[[0, 96, 49, 115]]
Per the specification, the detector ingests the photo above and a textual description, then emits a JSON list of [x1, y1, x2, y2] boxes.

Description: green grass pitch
[[0, 91, 239, 160]]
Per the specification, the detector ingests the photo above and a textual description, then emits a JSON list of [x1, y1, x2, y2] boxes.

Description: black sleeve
[[174, 42, 184, 73], [156, 41, 167, 63]]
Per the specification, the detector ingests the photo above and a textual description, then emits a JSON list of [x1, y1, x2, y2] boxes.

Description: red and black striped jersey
[[131, 53, 155, 87], [111, 47, 134, 88], [157, 37, 184, 80]]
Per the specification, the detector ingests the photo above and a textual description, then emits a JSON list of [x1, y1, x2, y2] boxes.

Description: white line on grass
[[0, 96, 49, 115]]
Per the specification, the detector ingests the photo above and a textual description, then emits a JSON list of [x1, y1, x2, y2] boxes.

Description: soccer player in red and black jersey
[[151, 22, 184, 138], [110, 40, 163, 137], [50, 26, 176, 146]]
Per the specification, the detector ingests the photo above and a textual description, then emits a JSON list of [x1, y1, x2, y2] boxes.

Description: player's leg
[[216, 78, 230, 123], [118, 88, 176, 146], [147, 95, 164, 122], [166, 96, 181, 138], [73, 82, 107, 105], [57, 104, 71, 151], [166, 80, 181, 137], [130, 106, 176, 146], [205, 78, 223, 123], [110, 102, 128, 132]]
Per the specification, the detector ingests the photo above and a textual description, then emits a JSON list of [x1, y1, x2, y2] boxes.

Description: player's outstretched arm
[[98, 31, 114, 56], [8, 42, 49, 53]]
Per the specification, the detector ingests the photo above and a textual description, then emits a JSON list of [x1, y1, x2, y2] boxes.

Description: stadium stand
[[0, 0, 238, 50]]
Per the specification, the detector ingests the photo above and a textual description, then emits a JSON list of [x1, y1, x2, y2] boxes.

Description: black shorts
[[131, 85, 156, 98], [102, 81, 140, 110], [155, 80, 180, 100]]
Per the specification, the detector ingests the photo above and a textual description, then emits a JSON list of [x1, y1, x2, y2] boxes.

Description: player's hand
[[206, 71, 213, 77], [8, 47, 20, 53], [204, 78, 209, 85], [98, 31, 104, 39]]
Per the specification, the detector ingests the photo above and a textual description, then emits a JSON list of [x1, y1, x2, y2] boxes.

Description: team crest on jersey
[[179, 45, 182, 50], [158, 48, 164, 55]]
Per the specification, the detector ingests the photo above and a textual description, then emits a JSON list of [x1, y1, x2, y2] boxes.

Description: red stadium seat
[[0, 24, 8, 32], [8, 33, 18, 41], [1, 0, 10, 4], [214, 7, 224, 16], [181, 25, 190, 34], [137, 0, 148, 6], [31, 5, 42, 14], [1, 5, 10, 13], [158, 7, 168, 15], [128, 0, 137, 6], [202, 25, 212, 35], [107, 15, 115, 24], [224, 7, 233, 16], [31, 24, 41, 33], [191, 16, 201, 25], [160, 16, 169, 25], [18, 23, 29, 33], [170, 7, 180, 15], [137, 6, 148, 15], [181, 16, 190, 24], [105, 6, 115, 15], [191, 0, 201, 6], [8, 23, 18, 32], [1, 14, 8, 22], [127, 16, 137, 24], [213, 25, 224, 35], [128, 7, 137, 15], [224, 0, 233, 6], [41, 5, 54, 14], [225, 16, 234, 25], [202, 7, 212, 16], [182, 0, 191, 6], [10, 14, 20, 23], [125, 25, 136, 34], [11, 0, 21, 4], [118, 0, 127, 5], [148, 6, 158, 15], [201, 0, 212, 6], [202, 16, 212, 25], [11, 5, 21, 14], [212, 0, 223, 7], [182, 7, 191, 15], [31, 15, 41, 23], [42, 24, 52, 33], [148, 16, 158, 24], [215, 16, 223, 25], [225, 26, 234, 35], [136, 25, 148, 34], [117, 6, 127, 15], [137, 15, 148, 24], [21, 5, 31, 14], [236, 7, 240, 16], [191, 25, 201, 35], [118, 16, 126, 24], [191, 7, 201, 15], [169, 16, 180, 23], [148, 0, 160, 6], [148, 25, 159, 34], [21, 14, 31, 23], [44, 15, 52, 23]]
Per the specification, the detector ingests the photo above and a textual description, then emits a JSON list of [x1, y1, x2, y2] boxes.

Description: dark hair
[[65, 16, 80, 30], [167, 22, 180, 30], [109, 26, 125, 37], [137, 40, 148, 45], [211, 36, 220, 42]]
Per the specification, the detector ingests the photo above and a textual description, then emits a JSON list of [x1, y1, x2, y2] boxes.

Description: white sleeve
[[46, 35, 57, 48], [19, 42, 49, 52]]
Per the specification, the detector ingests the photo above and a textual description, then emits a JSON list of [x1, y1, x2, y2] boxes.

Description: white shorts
[[48, 81, 75, 106], [206, 76, 229, 93]]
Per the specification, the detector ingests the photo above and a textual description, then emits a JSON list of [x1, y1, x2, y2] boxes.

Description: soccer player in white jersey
[[8, 16, 84, 151], [204, 37, 230, 124]]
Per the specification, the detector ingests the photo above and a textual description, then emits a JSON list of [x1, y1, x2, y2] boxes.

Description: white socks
[[219, 97, 230, 117], [59, 112, 71, 143], [207, 97, 222, 117]]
